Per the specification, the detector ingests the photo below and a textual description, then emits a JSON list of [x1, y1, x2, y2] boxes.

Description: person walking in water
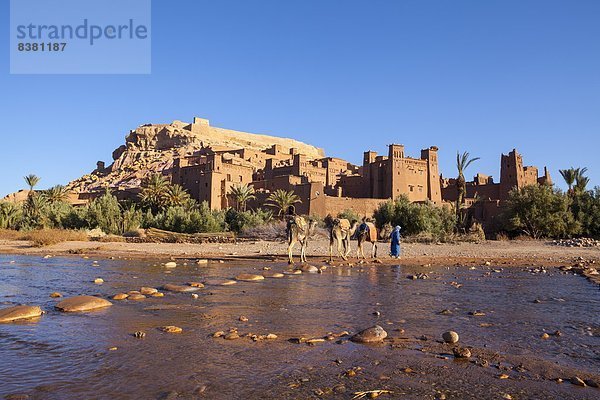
[[390, 225, 401, 258]]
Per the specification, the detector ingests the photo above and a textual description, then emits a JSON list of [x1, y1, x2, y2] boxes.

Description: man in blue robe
[[390, 226, 401, 258]]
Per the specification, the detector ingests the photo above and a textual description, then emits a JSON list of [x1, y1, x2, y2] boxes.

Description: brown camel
[[287, 216, 318, 264], [356, 221, 378, 259], [328, 218, 359, 261]]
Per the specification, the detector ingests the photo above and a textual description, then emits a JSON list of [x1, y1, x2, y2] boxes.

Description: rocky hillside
[[66, 117, 325, 194]]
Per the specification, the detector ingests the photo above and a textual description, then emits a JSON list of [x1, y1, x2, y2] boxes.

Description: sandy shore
[[1, 237, 599, 269]]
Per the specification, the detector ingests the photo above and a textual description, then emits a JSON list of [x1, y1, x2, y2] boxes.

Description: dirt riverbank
[[0, 238, 598, 269]]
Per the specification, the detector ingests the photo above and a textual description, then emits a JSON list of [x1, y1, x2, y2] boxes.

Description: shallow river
[[0, 255, 599, 399]]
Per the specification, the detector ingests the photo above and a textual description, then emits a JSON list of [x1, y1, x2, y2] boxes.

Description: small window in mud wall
[[418, 186, 423, 192], [239, 175, 243, 182], [227, 174, 231, 181], [409, 185, 414, 192]]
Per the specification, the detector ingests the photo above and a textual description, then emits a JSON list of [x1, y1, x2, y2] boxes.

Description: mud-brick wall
[[315, 196, 390, 218]]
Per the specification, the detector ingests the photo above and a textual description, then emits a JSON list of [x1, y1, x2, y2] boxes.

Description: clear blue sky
[[1, 0, 599, 197]]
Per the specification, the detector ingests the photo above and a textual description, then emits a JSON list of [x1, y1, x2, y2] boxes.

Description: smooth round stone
[[0, 305, 43, 323], [263, 271, 285, 278], [164, 262, 177, 268], [300, 265, 319, 273], [112, 293, 129, 300], [283, 270, 302, 275], [188, 282, 205, 288], [128, 293, 147, 300], [93, 278, 104, 284], [128, 291, 141, 295], [224, 332, 240, 340], [162, 284, 200, 293], [160, 325, 182, 333], [350, 325, 388, 343], [203, 279, 237, 286], [235, 274, 265, 282], [55, 296, 112, 312], [49, 292, 62, 298], [151, 292, 165, 297], [442, 331, 460, 344], [140, 287, 158, 295]]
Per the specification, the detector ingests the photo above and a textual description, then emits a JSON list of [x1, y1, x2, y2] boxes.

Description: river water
[[0, 255, 599, 399]]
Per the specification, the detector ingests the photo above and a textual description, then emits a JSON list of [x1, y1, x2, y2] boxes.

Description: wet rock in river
[[0, 305, 43, 323], [152, 292, 164, 297], [239, 315, 249, 322], [160, 326, 183, 334], [541, 333, 550, 340], [439, 309, 453, 315], [453, 347, 471, 359], [350, 325, 388, 343], [263, 271, 284, 278], [585, 379, 599, 388], [203, 279, 237, 286], [235, 273, 265, 282], [570, 376, 586, 387], [442, 331, 459, 344], [283, 270, 302, 275], [93, 278, 104, 284], [140, 287, 158, 295], [49, 292, 62, 298], [112, 293, 129, 300], [469, 310, 486, 317], [164, 262, 177, 268], [162, 284, 200, 293], [188, 282, 205, 288], [128, 293, 146, 301], [224, 332, 240, 340], [299, 265, 319, 273], [55, 296, 112, 312], [4, 394, 30, 400]]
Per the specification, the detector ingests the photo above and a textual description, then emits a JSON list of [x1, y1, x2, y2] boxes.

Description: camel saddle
[[292, 216, 307, 230], [364, 222, 377, 242], [336, 218, 351, 231]]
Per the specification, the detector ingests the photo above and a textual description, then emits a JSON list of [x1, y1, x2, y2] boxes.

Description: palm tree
[[559, 168, 577, 193], [164, 184, 191, 207], [0, 202, 21, 229], [139, 173, 170, 212], [266, 189, 301, 217], [560, 167, 588, 195], [456, 152, 480, 206], [228, 184, 256, 211], [24, 174, 40, 194], [455, 152, 480, 233], [44, 185, 69, 203], [574, 167, 589, 194]]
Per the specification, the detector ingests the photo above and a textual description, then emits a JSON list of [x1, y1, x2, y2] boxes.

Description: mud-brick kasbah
[[6, 116, 552, 233]]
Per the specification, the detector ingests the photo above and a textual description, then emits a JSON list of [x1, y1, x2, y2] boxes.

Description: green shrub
[[500, 185, 579, 239], [373, 195, 456, 241], [83, 191, 123, 234], [225, 208, 273, 234], [570, 186, 600, 238], [337, 209, 361, 223]]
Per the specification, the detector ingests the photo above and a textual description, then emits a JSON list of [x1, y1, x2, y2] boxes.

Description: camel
[[356, 221, 378, 259], [328, 218, 359, 261], [287, 216, 318, 264]]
